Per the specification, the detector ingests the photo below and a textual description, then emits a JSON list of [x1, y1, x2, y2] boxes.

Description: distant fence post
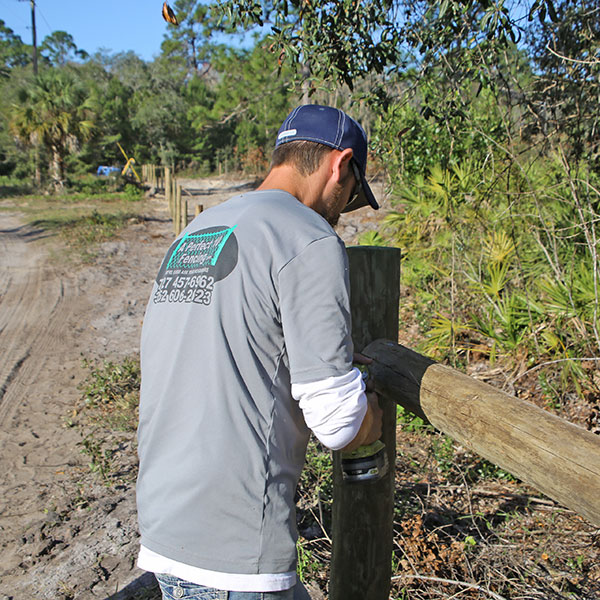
[[180, 190, 188, 233], [170, 177, 176, 222], [330, 246, 401, 600], [174, 181, 181, 235], [165, 167, 172, 211], [171, 183, 188, 236]]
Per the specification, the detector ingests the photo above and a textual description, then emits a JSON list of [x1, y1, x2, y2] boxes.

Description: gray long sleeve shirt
[[136, 190, 353, 575]]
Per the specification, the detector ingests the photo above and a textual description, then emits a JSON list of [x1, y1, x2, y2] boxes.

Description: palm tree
[[10, 69, 94, 191]]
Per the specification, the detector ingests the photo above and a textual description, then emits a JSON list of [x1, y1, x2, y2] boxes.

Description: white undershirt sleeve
[[292, 367, 367, 451]]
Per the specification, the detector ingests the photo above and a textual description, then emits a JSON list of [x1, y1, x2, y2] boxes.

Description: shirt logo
[[154, 226, 238, 307], [167, 227, 236, 270]]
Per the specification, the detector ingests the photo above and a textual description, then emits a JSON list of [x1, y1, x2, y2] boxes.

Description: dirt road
[[0, 204, 169, 598], [0, 214, 87, 582]]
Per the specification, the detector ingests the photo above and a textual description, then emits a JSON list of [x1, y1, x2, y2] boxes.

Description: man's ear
[[331, 148, 354, 184]]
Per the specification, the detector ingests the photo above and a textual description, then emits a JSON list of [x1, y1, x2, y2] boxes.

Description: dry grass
[[0, 187, 146, 261], [296, 427, 600, 600]]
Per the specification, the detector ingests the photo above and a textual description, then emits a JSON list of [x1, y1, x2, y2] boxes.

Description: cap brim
[[342, 170, 379, 213]]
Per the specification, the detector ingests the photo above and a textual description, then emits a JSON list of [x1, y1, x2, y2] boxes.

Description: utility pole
[[19, 0, 37, 75], [30, 0, 37, 75]]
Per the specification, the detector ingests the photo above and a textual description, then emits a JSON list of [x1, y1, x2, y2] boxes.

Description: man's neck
[[257, 165, 302, 200], [257, 164, 329, 210]]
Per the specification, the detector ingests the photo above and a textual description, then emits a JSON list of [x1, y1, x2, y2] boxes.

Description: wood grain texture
[[363, 339, 600, 527], [330, 247, 401, 600]]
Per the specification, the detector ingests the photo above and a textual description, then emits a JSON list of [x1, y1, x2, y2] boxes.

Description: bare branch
[[392, 573, 509, 600], [545, 43, 600, 66]]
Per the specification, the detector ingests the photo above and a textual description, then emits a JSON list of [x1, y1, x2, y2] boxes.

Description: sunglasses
[[349, 159, 363, 207]]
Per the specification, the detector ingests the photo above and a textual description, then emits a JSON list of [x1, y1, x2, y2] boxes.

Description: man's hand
[[353, 352, 375, 392], [353, 352, 372, 367], [364, 391, 383, 443], [342, 391, 383, 452]]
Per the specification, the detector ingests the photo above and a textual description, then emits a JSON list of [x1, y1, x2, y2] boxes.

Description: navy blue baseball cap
[[275, 104, 379, 213]]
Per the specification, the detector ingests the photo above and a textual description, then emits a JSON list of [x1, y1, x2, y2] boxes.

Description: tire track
[[0, 215, 73, 443], [0, 350, 30, 403]]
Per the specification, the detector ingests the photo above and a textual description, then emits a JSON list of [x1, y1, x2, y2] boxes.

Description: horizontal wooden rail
[[363, 339, 600, 527]]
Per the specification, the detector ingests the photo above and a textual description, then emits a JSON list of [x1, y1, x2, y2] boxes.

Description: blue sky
[[1, 0, 174, 61]]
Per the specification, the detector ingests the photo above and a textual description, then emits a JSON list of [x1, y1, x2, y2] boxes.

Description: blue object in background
[[96, 166, 121, 176]]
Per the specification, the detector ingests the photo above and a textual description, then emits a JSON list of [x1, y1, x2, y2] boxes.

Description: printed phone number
[[153, 274, 215, 305]]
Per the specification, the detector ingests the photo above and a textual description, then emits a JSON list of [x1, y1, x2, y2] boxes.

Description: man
[[136, 104, 383, 600]]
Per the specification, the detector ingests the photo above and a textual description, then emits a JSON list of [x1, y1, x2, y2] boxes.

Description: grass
[[32, 210, 143, 259], [78, 357, 140, 429], [0, 183, 146, 261], [71, 357, 141, 486]]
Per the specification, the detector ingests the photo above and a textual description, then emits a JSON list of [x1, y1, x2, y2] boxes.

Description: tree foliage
[[160, 0, 225, 77], [527, 0, 600, 165], [40, 30, 89, 66], [10, 69, 94, 190], [214, 1, 559, 90], [0, 19, 30, 78], [186, 41, 293, 172]]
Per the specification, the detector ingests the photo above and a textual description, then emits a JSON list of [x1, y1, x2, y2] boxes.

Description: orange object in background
[[162, 2, 178, 25]]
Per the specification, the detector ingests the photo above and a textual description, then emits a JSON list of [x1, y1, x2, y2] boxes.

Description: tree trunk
[[300, 62, 311, 105], [33, 147, 41, 188], [50, 146, 65, 192]]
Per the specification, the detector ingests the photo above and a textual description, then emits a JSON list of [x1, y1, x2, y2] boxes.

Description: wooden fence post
[[174, 180, 180, 235], [330, 246, 401, 600], [170, 177, 176, 221], [173, 184, 187, 236], [362, 340, 600, 527], [180, 192, 188, 232], [165, 167, 172, 209]]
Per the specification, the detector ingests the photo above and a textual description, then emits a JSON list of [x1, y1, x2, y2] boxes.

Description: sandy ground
[[0, 178, 387, 599]]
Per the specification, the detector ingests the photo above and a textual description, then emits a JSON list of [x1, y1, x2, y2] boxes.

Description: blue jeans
[[155, 573, 311, 600]]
